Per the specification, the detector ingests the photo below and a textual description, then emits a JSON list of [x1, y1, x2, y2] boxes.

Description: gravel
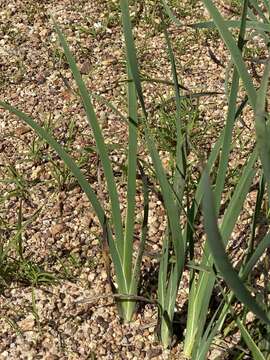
[[0, 0, 261, 358]]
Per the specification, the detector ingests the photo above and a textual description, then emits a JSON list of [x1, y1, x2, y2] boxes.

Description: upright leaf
[[202, 171, 270, 326]]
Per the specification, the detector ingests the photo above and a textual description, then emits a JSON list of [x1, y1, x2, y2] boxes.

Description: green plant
[[0, 159, 57, 292], [185, 0, 270, 358], [153, 99, 199, 155], [1, 17, 147, 324], [2, 0, 270, 357], [128, 0, 270, 355], [0, 201, 55, 291]]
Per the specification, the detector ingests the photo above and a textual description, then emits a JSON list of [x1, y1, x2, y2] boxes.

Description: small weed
[[58, 252, 81, 280], [24, 113, 53, 165], [153, 98, 199, 157], [19, 261, 57, 287], [225, 0, 242, 13], [0, 256, 57, 292], [0, 187, 56, 292], [4, 316, 23, 336], [48, 160, 73, 191], [0, 165, 31, 200]]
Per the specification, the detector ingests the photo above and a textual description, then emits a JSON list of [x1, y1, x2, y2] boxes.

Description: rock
[[147, 348, 163, 359], [18, 315, 35, 332], [100, 270, 107, 280], [50, 223, 65, 236], [15, 125, 30, 136], [80, 60, 91, 75], [96, 316, 109, 331]]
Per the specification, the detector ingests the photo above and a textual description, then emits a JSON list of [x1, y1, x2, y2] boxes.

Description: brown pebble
[[18, 315, 35, 331], [15, 125, 30, 136], [147, 348, 163, 359], [96, 316, 109, 330], [50, 223, 65, 236], [80, 60, 92, 75]]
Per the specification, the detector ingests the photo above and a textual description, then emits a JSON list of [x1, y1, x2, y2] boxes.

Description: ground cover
[[0, 0, 270, 358]]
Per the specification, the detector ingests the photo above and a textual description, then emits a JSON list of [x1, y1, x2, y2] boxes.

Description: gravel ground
[[0, 0, 264, 359]]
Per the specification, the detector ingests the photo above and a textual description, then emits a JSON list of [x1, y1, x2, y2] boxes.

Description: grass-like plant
[[0, 20, 145, 323], [124, 0, 270, 355], [180, 0, 270, 357], [1, 0, 270, 357]]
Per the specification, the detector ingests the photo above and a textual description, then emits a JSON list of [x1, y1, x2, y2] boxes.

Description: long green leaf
[[120, 63, 139, 321], [255, 59, 270, 204], [53, 19, 125, 259], [130, 161, 149, 295], [214, 0, 248, 211], [202, 0, 257, 110], [0, 101, 127, 291], [162, 20, 186, 215], [123, 64, 138, 290], [120, 0, 147, 117], [144, 128, 184, 267], [184, 2, 250, 353], [192, 20, 270, 33], [202, 171, 270, 326], [237, 319, 265, 360]]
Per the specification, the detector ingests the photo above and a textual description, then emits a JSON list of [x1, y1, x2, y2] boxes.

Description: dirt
[[0, 0, 262, 359]]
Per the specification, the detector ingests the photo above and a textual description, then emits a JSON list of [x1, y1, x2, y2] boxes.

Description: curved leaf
[[202, 171, 270, 326], [202, 0, 257, 110]]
